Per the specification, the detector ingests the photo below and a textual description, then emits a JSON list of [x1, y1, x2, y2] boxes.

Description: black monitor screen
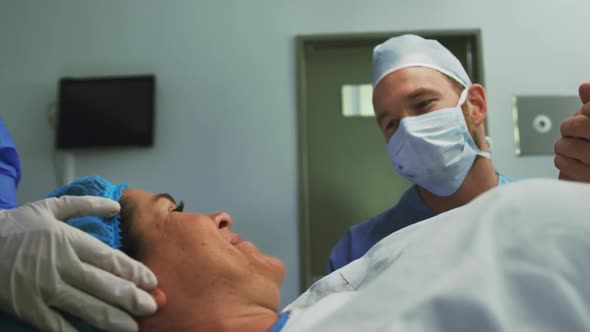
[[57, 75, 155, 148]]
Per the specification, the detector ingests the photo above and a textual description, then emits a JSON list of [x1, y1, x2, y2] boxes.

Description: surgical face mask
[[386, 89, 491, 197]]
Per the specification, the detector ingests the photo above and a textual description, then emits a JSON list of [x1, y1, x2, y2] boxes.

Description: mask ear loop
[[478, 145, 492, 159], [456, 88, 469, 107]]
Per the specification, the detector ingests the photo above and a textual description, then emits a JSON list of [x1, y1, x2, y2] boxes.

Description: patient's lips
[[228, 233, 259, 254], [228, 233, 243, 245]]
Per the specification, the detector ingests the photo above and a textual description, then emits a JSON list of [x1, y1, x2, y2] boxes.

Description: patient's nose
[[210, 212, 233, 230]]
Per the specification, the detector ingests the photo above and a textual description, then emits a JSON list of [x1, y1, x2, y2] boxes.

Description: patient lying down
[[30, 177, 590, 331], [118, 188, 285, 332]]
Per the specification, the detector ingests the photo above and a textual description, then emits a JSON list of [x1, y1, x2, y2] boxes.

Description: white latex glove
[[0, 196, 158, 332]]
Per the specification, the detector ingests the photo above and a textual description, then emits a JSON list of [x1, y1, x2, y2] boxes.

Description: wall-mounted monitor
[[57, 75, 155, 148]]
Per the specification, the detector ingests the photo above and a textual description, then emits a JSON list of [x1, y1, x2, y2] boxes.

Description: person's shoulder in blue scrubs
[[327, 173, 516, 273], [0, 116, 21, 209]]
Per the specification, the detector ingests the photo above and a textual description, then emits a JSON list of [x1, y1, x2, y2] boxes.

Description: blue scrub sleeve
[[327, 230, 354, 273], [0, 116, 21, 209]]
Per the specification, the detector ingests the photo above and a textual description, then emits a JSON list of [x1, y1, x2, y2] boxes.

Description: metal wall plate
[[512, 95, 580, 156]]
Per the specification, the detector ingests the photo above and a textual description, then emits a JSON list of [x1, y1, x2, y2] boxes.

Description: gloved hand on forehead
[[0, 195, 158, 332]]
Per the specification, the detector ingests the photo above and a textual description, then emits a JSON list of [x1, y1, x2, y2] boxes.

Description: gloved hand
[[0, 195, 158, 332]]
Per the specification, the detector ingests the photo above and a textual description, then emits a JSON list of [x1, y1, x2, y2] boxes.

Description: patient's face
[[122, 189, 285, 326]]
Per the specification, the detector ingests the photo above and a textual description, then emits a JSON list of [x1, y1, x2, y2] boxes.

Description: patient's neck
[[205, 307, 279, 332], [140, 286, 279, 332]]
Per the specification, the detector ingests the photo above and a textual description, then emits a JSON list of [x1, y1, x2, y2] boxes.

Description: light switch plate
[[512, 95, 580, 156]]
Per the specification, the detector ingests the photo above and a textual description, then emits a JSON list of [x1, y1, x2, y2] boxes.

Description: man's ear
[[466, 84, 488, 126]]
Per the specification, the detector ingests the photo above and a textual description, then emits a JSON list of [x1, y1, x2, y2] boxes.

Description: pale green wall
[[1, 0, 589, 307]]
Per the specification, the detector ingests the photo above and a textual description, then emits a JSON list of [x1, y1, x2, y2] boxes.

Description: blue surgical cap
[[46, 175, 128, 249]]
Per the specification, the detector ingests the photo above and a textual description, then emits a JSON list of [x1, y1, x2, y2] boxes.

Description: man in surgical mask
[[327, 34, 515, 272]]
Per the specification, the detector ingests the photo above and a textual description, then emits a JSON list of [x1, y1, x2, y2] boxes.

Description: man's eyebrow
[[405, 87, 439, 102], [153, 193, 177, 205]]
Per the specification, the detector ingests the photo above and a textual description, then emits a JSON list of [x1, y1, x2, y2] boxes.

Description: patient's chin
[[267, 256, 286, 284]]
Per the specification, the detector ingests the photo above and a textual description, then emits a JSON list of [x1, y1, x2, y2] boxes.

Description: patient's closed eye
[[173, 201, 184, 213]]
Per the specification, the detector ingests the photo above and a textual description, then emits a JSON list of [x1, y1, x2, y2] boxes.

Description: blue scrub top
[[327, 174, 515, 273], [0, 116, 21, 209]]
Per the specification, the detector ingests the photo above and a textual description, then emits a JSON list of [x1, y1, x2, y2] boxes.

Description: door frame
[[296, 29, 484, 290]]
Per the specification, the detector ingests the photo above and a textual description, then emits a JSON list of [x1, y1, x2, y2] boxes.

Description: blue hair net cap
[[46, 176, 128, 249]]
